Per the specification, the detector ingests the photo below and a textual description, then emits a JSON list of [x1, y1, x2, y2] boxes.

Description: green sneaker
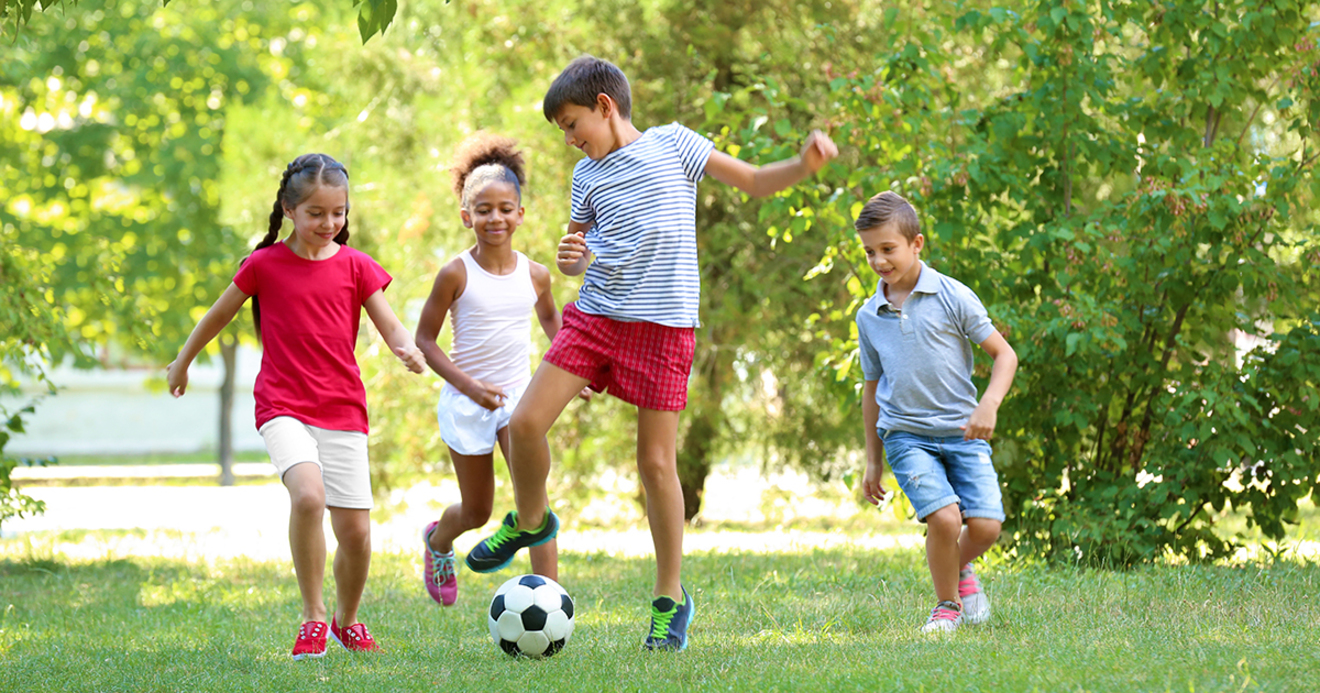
[[464, 510, 559, 573], [643, 585, 694, 652]]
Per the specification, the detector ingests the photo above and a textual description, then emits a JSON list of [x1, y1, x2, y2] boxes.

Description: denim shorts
[[880, 429, 1005, 523]]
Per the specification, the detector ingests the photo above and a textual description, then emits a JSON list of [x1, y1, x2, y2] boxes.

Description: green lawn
[[1, 538, 1315, 692]]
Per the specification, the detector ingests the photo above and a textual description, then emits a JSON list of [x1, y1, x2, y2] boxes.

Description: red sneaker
[[330, 617, 382, 653], [291, 621, 328, 660]]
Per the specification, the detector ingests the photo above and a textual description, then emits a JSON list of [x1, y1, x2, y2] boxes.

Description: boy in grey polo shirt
[[853, 191, 1019, 634]]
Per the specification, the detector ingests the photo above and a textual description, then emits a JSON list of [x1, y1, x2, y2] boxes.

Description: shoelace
[[930, 601, 962, 622], [429, 550, 455, 584], [649, 604, 677, 639], [486, 522, 518, 550], [957, 574, 980, 597]]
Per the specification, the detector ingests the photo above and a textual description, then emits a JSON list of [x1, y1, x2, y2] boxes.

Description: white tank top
[[449, 249, 537, 390]]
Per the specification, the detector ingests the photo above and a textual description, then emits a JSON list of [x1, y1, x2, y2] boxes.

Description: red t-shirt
[[233, 242, 392, 433]]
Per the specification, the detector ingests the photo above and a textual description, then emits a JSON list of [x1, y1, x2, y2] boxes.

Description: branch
[[1234, 74, 1284, 150], [1173, 501, 1208, 535]]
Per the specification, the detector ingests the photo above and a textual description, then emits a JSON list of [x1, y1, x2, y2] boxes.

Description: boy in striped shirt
[[466, 55, 837, 651]]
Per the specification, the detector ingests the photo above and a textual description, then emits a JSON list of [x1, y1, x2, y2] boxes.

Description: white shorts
[[437, 382, 527, 456], [259, 416, 373, 510]]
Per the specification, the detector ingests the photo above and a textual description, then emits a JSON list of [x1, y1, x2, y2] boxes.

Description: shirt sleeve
[[856, 311, 884, 381], [952, 282, 996, 344], [232, 254, 259, 296], [569, 166, 595, 226], [667, 123, 714, 183], [356, 252, 393, 304]]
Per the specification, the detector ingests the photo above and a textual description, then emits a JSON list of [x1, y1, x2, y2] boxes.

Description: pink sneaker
[[291, 621, 328, 660], [330, 617, 381, 653], [920, 600, 963, 633], [422, 521, 458, 606], [959, 563, 991, 625]]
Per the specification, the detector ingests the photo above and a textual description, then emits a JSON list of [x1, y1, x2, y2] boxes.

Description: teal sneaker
[[643, 585, 694, 652], [464, 510, 559, 573]]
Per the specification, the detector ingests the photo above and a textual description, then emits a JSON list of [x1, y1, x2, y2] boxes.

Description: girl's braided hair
[[246, 153, 351, 335]]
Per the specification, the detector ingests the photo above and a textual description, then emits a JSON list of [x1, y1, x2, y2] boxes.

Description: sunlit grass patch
[[1, 532, 1318, 692]]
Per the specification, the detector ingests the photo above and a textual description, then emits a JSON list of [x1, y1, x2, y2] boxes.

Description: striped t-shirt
[[570, 122, 714, 327]]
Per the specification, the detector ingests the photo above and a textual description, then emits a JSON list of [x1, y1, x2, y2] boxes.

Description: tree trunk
[[676, 334, 731, 521], [218, 333, 237, 487], [677, 410, 716, 521]]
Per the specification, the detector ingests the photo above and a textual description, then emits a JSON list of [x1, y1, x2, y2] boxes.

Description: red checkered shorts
[[543, 303, 696, 411]]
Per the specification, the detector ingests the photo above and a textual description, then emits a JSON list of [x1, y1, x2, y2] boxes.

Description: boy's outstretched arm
[[962, 332, 1018, 441], [861, 379, 888, 505], [166, 283, 250, 397], [364, 289, 427, 374], [704, 129, 838, 198]]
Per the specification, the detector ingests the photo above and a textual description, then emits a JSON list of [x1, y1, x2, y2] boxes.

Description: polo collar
[[873, 262, 941, 313]]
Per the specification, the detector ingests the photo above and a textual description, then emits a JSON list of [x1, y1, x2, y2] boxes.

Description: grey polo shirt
[[856, 262, 997, 437]]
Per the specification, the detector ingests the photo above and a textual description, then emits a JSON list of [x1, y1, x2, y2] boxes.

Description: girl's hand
[[394, 345, 426, 374], [556, 232, 587, 271], [862, 459, 888, 506], [576, 387, 595, 401], [165, 359, 189, 398], [961, 402, 998, 441], [463, 380, 508, 411], [800, 130, 839, 173]]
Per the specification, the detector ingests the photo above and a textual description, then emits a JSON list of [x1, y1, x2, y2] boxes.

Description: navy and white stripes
[[570, 123, 714, 327]]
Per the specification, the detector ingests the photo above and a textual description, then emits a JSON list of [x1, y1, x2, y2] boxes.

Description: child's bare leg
[[924, 504, 963, 605], [428, 450, 496, 553], [496, 427, 559, 581], [507, 362, 589, 531], [959, 518, 1002, 566], [329, 507, 372, 626], [636, 407, 683, 600], [283, 462, 328, 622]]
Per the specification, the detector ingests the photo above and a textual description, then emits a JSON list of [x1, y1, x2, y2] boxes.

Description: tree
[[0, 0, 287, 483], [0, 222, 72, 528], [763, 0, 1320, 562], [1, 0, 407, 43]]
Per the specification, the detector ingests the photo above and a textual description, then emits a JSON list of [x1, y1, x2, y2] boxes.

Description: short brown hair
[[542, 55, 632, 122], [854, 191, 920, 241]]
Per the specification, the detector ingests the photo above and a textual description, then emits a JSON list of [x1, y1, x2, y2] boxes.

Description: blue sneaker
[[464, 510, 559, 573], [643, 585, 694, 651]]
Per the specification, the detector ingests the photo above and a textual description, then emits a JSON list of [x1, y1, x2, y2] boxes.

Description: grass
[[1, 537, 1316, 692]]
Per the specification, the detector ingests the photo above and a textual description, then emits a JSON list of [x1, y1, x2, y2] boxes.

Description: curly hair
[[450, 132, 526, 209]]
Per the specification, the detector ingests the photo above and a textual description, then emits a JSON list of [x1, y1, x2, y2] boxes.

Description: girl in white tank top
[[413, 134, 584, 607]]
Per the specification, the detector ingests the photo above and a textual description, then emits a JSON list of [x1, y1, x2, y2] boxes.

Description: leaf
[[1065, 332, 1082, 356]]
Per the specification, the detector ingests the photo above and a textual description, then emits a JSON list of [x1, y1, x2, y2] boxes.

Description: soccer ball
[[488, 574, 575, 658]]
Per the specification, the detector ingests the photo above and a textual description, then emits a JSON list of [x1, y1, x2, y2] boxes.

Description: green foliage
[[0, 216, 66, 528], [751, 0, 1320, 563], [0, 0, 279, 361], [1, 0, 413, 44]]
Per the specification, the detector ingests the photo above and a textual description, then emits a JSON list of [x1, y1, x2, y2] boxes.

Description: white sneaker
[[920, 600, 963, 633], [959, 563, 991, 625]]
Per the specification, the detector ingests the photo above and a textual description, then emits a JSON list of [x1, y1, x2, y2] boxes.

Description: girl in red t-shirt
[[166, 154, 425, 660]]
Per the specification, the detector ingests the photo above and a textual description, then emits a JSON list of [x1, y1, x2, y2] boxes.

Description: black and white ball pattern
[[487, 574, 575, 657]]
